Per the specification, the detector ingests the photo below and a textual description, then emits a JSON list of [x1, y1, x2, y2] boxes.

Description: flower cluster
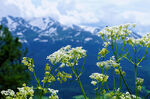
[[97, 56, 119, 69], [1, 89, 15, 98], [105, 88, 122, 99], [42, 74, 56, 83], [126, 37, 144, 47], [42, 64, 56, 83], [98, 48, 109, 57], [89, 73, 109, 85], [120, 92, 141, 99], [17, 84, 34, 98], [22, 57, 35, 72], [1, 84, 34, 99], [142, 33, 150, 47], [136, 77, 144, 91], [48, 88, 59, 99], [97, 24, 135, 41], [125, 32, 150, 47], [136, 78, 144, 85], [103, 41, 111, 48], [46, 45, 86, 67], [56, 71, 72, 83]]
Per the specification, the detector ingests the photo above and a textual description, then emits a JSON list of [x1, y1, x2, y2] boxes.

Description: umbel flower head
[[97, 23, 135, 41], [126, 32, 150, 47], [1, 89, 15, 97], [1, 83, 34, 99], [22, 57, 35, 72], [97, 56, 119, 69], [48, 88, 59, 99], [136, 77, 144, 85], [89, 73, 109, 84], [46, 45, 86, 67], [120, 92, 141, 99]]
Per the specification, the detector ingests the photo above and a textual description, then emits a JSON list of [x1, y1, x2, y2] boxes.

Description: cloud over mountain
[[1, 0, 150, 27]]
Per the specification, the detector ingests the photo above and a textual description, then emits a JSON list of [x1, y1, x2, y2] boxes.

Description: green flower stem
[[119, 39, 126, 56], [135, 64, 137, 99], [118, 40, 126, 92], [112, 67, 116, 91], [33, 71, 43, 98], [79, 58, 85, 75], [76, 73, 88, 99], [102, 67, 105, 99], [125, 45, 134, 64], [119, 75, 122, 92], [102, 82, 104, 99], [106, 83, 111, 93], [33, 71, 41, 87], [70, 66, 88, 99], [96, 81, 99, 97], [115, 38, 119, 58], [101, 57, 105, 99], [134, 45, 138, 99], [111, 42, 132, 95], [118, 66, 132, 95], [98, 82, 102, 95], [137, 47, 148, 66]]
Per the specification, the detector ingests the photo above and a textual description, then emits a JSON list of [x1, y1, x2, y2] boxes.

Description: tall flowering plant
[[1, 45, 87, 99], [90, 23, 150, 99]]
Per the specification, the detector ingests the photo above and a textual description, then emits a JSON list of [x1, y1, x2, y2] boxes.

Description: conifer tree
[[0, 25, 30, 95]]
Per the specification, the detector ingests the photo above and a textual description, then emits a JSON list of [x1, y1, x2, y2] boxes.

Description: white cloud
[[0, 0, 150, 27], [121, 11, 150, 26], [0, 0, 20, 17]]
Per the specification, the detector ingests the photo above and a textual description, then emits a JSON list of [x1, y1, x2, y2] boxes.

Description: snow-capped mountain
[[0, 16, 103, 44], [0, 16, 104, 81]]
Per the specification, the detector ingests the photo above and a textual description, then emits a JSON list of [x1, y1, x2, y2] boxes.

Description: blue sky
[[1, 0, 150, 32]]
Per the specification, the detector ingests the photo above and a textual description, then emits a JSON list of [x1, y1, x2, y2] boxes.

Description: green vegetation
[[0, 25, 30, 98], [1, 23, 150, 99]]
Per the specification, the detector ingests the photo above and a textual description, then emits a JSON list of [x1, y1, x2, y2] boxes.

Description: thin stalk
[[137, 47, 148, 66], [119, 40, 126, 57], [125, 45, 134, 63], [101, 57, 105, 99], [118, 66, 132, 94], [134, 45, 138, 99], [79, 58, 85, 75], [119, 75, 122, 92], [118, 67, 132, 94], [77, 77, 88, 99], [70, 66, 87, 99], [111, 43, 132, 95], [115, 38, 119, 58], [135, 65, 137, 99], [102, 82, 104, 99], [101, 67, 105, 99], [106, 83, 111, 93], [112, 67, 116, 91], [33, 71, 41, 87], [96, 81, 99, 97]]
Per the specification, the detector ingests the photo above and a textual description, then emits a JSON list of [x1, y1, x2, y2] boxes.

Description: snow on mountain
[[74, 32, 80, 37], [85, 37, 93, 42], [80, 26, 98, 33], [19, 39, 28, 43], [6, 17, 18, 31], [29, 17, 53, 30], [17, 32, 23, 36]]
